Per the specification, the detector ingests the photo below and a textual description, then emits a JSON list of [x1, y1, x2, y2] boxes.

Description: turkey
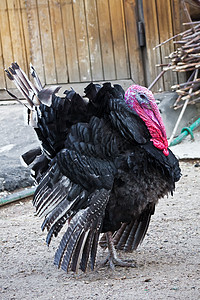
[[5, 62, 181, 272]]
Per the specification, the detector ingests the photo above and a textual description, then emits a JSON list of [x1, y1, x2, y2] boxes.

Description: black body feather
[[5, 64, 181, 272]]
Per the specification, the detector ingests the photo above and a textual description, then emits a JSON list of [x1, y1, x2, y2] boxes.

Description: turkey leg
[[102, 231, 136, 269]]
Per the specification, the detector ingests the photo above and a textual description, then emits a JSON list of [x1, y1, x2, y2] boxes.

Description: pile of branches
[[155, 21, 200, 109]]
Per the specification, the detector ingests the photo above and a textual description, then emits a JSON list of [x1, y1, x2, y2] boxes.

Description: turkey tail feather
[[20, 147, 42, 167], [5, 62, 60, 109], [30, 63, 43, 91], [5, 68, 35, 108], [12, 62, 39, 95]]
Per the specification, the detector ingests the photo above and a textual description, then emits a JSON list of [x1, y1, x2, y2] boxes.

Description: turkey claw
[[101, 255, 136, 270]]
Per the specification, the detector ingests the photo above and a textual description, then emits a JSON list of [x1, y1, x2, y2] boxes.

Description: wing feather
[[54, 189, 110, 272], [109, 99, 149, 144]]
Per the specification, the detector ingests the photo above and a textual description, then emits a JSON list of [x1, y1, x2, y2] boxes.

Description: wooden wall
[[0, 0, 185, 100]]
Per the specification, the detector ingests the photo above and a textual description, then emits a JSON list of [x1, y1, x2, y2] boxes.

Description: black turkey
[[5, 62, 181, 272]]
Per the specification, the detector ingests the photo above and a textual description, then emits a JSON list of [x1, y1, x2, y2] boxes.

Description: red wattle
[[163, 148, 169, 156], [125, 85, 169, 157], [151, 139, 169, 156]]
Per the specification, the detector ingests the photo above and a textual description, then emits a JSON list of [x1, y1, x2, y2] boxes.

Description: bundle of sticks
[[155, 21, 200, 109]]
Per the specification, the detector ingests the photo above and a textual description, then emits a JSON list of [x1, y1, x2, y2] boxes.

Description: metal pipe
[[169, 117, 200, 146], [0, 187, 36, 207]]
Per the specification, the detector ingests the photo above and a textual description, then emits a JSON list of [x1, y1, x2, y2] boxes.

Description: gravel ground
[[0, 161, 199, 300], [0, 105, 36, 192]]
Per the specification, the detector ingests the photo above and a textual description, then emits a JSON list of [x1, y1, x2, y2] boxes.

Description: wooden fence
[[0, 0, 185, 100]]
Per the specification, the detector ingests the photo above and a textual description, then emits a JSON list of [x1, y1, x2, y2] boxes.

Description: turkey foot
[[100, 231, 136, 270]]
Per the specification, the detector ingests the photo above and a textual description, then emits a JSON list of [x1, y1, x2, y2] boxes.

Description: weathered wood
[[85, 0, 103, 81], [0, 0, 14, 88], [143, 0, 164, 92], [26, 0, 45, 85], [7, 0, 26, 72], [0, 0, 191, 99], [156, 0, 178, 90], [0, 35, 5, 89], [96, 0, 116, 80], [37, 0, 57, 84], [0, 79, 134, 101], [7, 0, 24, 69], [73, 0, 91, 82], [123, 0, 145, 85], [60, 0, 79, 83], [170, 0, 186, 84], [19, 0, 31, 73], [109, 0, 130, 79], [171, 0, 184, 36], [49, 0, 68, 83]]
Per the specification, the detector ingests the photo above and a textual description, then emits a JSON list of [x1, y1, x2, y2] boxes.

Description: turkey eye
[[140, 95, 147, 102], [136, 93, 148, 104]]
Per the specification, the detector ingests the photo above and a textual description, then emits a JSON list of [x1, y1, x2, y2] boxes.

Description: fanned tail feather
[[12, 62, 39, 95], [84, 82, 101, 102], [20, 147, 50, 184], [20, 147, 42, 167], [30, 63, 43, 91], [5, 63, 37, 107], [5, 62, 61, 108], [37, 86, 61, 107], [30, 154, 50, 183]]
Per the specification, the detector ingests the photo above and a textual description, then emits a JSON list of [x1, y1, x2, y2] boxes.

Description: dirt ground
[[0, 161, 199, 300]]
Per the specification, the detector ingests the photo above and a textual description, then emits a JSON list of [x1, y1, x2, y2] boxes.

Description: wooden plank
[[171, 0, 184, 36], [19, 0, 31, 73], [109, 0, 129, 79], [142, 0, 164, 91], [37, 0, 56, 84], [170, 0, 186, 84], [156, 0, 178, 90], [49, 0, 68, 83], [85, 0, 103, 81], [26, 0, 45, 85], [123, 0, 145, 85], [60, 0, 80, 83], [0, 33, 6, 89], [72, 0, 91, 82], [96, 0, 116, 80], [60, 0, 79, 83], [0, 88, 28, 101], [0, 0, 14, 88], [7, 0, 26, 70], [0, 79, 134, 101]]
